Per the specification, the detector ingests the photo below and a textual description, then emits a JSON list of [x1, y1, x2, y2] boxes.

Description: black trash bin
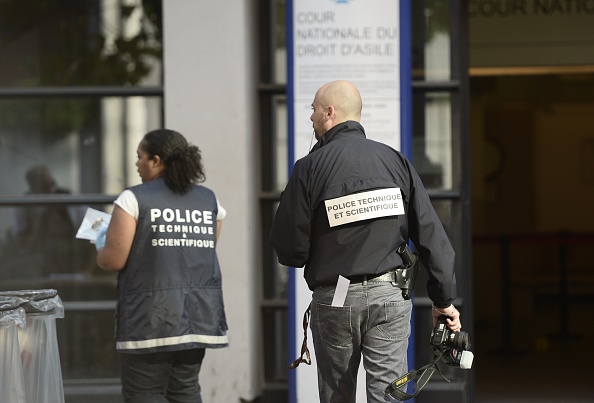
[[0, 289, 65, 403]]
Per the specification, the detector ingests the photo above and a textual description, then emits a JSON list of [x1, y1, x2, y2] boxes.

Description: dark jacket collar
[[309, 121, 366, 154]]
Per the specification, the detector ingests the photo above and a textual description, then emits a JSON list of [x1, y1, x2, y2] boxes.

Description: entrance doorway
[[470, 72, 594, 400]]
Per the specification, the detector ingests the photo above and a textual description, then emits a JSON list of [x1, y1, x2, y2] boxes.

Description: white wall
[[163, 2, 259, 401]]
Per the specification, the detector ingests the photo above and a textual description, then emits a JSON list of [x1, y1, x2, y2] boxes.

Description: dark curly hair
[[140, 129, 205, 194]]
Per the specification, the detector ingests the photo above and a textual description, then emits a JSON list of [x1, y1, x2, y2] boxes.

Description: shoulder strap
[[387, 351, 450, 400]]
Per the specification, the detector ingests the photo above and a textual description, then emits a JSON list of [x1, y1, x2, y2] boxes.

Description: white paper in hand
[[76, 208, 112, 243]]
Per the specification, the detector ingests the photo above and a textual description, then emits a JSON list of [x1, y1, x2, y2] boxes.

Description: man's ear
[[326, 105, 336, 119]]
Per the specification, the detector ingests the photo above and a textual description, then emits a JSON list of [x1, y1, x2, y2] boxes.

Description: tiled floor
[[473, 296, 594, 402]]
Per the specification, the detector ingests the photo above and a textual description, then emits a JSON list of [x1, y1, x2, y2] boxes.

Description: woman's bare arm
[[96, 205, 137, 271]]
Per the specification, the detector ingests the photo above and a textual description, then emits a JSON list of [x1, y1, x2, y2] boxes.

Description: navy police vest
[[115, 178, 228, 353]]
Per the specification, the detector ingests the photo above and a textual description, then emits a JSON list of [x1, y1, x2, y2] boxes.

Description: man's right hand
[[432, 304, 462, 332]]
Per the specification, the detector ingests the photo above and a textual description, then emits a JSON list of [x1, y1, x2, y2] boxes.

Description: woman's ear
[[151, 155, 166, 176]]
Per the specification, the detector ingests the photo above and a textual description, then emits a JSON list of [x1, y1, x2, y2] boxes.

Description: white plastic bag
[[0, 297, 26, 403], [19, 313, 65, 403], [0, 290, 65, 403]]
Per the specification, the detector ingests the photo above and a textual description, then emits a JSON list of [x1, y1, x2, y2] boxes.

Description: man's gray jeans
[[311, 281, 412, 403]]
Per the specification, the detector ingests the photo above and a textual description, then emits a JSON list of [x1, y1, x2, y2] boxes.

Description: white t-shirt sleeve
[[115, 189, 225, 221], [217, 198, 227, 221], [114, 189, 139, 220]]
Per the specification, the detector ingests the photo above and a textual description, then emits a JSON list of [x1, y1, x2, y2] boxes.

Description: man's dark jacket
[[269, 121, 456, 308]]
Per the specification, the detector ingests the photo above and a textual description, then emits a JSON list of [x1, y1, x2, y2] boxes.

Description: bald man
[[270, 80, 461, 402], [310, 80, 362, 142]]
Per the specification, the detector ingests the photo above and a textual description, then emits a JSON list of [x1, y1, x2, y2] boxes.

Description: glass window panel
[[432, 198, 464, 294], [58, 309, 120, 379], [0, 0, 164, 393], [263, 252, 289, 300], [273, 0, 287, 84], [262, 308, 288, 382], [431, 199, 462, 258], [270, 260, 288, 299], [412, 199, 464, 298], [0, 95, 161, 383], [0, 203, 118, 290], [262, 259, 289, 300], [0, 0, 162, 87], [0, 97, 162, 196], [260, 94, 287, 193], [412, 0, 451, 81], [0, 200, 120, 379], [273, 95, 288, 192], [412, 92, 453, 190], [263, 201, 288, 300]]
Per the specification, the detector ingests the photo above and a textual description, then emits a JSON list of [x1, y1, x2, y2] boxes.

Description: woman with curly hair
[[96, 129, 228, 403]]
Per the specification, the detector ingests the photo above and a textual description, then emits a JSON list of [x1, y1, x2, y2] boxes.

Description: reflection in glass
[[0, 204, 118, 289], [0, 0, 162, 87], [0, 200, 121, 379], [0, 0, 164, 389], [412, 0, 451, 81], [0, 97, 162, 196], [413, 92, 453, 190], [0, 96, 161, 383]]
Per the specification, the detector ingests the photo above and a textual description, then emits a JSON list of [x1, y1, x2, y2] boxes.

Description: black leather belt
[[349, 271, 398, 284]]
